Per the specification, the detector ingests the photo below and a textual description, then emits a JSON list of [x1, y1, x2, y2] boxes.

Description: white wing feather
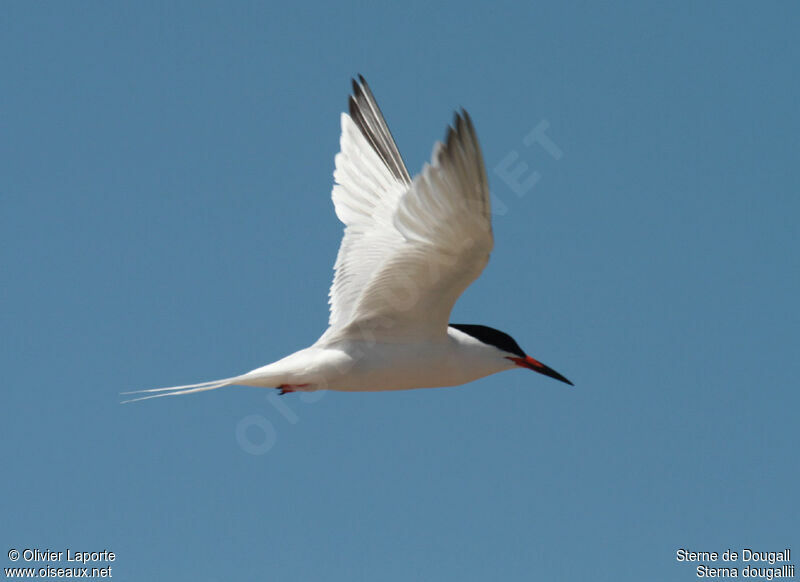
[[327, 78, 411, 330], [325, 78, 493, 341]]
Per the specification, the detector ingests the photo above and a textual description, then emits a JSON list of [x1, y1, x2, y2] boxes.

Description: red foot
[[278, 383, 310, 395]]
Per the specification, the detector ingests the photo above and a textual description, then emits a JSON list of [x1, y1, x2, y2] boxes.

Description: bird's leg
[[278, 383, 310, 395]]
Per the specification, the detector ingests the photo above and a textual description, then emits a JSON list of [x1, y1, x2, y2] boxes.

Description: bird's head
[[449, 324, 573, 386]]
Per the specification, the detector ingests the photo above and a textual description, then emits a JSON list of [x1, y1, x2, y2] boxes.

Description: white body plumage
[[236, 326, 518, 393]]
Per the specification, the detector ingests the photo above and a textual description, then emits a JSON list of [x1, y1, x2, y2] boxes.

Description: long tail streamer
[[121, 378, 236, 404]]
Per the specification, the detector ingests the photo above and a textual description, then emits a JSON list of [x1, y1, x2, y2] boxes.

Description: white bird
[[123, 76, 572, 403]]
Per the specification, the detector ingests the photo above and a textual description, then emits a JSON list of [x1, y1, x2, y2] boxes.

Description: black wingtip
[[463, 109, 475, 133], [446, 109, 472, 144], [352, 74, 370, 99], [343, 74, 412, 185], [456, 111, 467, 135]]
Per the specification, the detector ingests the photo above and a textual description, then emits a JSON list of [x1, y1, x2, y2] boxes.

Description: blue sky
[[2, 2, 798, 580]]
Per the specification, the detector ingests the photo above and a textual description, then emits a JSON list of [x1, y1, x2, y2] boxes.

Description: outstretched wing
[[327, 76, 412, 330], [325, 77, 493, 341]]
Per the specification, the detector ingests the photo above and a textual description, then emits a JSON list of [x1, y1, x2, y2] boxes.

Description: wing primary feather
[[355, 77, 403, 177], [348, 76, 412, 185]]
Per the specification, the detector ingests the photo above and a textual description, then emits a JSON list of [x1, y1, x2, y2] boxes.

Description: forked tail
[[120, 377, 240, 404]]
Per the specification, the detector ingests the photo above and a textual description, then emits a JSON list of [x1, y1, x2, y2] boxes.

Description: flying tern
[[124, 76, 572, 403]]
